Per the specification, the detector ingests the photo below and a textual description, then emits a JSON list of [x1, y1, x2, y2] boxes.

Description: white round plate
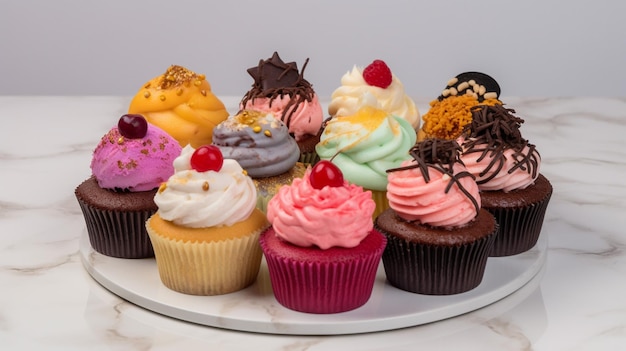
[[80, 232, 547, 335]]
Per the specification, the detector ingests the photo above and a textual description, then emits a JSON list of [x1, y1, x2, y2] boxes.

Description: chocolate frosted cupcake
[[376, 139, 497, 295], [75, 114, 182, 258], [460, 104, 553, 256], [418, 72, 502, 141], [240, 52, 324, 165], [212, 110, 305, 213]]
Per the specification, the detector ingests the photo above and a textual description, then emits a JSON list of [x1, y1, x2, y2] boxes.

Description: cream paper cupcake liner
[[146, 224, 264, 296]]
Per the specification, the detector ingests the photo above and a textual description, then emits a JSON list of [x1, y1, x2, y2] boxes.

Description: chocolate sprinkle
[[240, 52, 316, 130], [387, 139, 480, 215], [462, 105, 540, 183]]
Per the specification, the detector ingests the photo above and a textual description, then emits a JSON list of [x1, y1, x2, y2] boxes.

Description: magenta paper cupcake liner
[[76, 198, 155, 258], [260, 229, 386, 314], [485, 187, 553, 257], [379, 226, 497, 295]]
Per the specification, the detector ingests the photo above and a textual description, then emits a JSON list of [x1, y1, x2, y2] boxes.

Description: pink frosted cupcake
[[75, 114, 182, 258], [259, 161, 386, 313], [240, 52, 324, 165]]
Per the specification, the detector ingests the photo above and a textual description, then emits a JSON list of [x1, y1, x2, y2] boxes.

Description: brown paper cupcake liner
[[378, 224, 497, 295], [147, 223, 264, 296], [76, 197, 155, 259], [485, 189, 552, 257]]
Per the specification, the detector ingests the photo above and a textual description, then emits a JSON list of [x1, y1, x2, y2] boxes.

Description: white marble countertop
[[1, 96, 625, 350]]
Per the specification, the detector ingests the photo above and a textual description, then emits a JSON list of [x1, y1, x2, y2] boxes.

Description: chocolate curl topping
[[388, 139, 480, 214], [240, 52, 316, 129], [462, 105, 539, 182]]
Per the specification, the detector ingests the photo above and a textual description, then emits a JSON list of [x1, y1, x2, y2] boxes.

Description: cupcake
[[128, 65, 229, 148], [75, 114, 182, 258], [418, 72, 502, 141], [460, 104, 553, 256], [315, 105, 416, 217], [376, 139, 498, 295], [328, 59, 420, 130], [240, 52, 324, 165], [146, 145, 269, 295], [212, 109, 306, 213], [260, 160, 386, 313]]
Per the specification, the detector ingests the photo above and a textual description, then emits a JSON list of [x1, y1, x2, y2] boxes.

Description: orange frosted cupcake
[[260, 161, 386, 313], [146, 145, 269, 295], [418, 72, 502, 141], [128, 65, 229, 148]]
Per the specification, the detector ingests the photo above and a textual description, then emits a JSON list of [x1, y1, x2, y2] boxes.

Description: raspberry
[[362, 59, 392, 88]]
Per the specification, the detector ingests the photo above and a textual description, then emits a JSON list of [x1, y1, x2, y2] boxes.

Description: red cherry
[[362, 59, 393, 89], [190, 145, 224, 172], [118, 114, 148, 139], [310, 160, 344, 189]]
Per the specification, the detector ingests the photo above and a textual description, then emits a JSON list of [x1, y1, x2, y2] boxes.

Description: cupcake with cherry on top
[[146, 145, 269, 295], [260, 160, 386, 313]]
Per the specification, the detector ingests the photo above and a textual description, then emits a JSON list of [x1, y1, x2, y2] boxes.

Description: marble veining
[[0, 96, 625, 350]]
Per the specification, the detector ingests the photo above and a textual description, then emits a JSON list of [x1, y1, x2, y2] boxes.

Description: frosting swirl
[[128, 65, 229, 148], [155, 145, 257, 228], [460, 105, 541, 192], [266, 168, 375, 249], [387, 139, 480, 228], [328, 65, 420, 129], [212, 110, 300, 178], [315, 106, 416, 191], [90, 122, 181, 192]]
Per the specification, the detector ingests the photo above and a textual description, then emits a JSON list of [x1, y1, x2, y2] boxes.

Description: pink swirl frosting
[[387, 160, 481, 228], [241, 94, 324, 141], [460, 143, 540, 192], [266, 169, 375, 249]]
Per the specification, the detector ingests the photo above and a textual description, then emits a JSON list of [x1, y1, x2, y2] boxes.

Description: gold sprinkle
[[242, 169, 248, 176], [166, 75, 175, 81], [194, 80, 201, 87], [447, 77, 458, 86], [198, 74, 206, 80], [159, 95, 166, 101], [202, 181, 209, 191], [253, 126, 262, 133], [201, 90, 207, 96], [176, 88, 183, 96], [143, 91, 151, 98], [117, 136, 124, 144], [144, 83, 151, 89], [264, 130, 272, 137], [158, 183, 167, 193], [483, 92, 498, 100]]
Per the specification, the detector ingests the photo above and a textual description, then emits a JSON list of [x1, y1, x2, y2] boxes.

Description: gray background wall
[[1, 0, 624, 98]]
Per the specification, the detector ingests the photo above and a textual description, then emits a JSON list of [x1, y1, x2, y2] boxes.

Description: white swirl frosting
[[328, 65, 420, 129], [155, 145, 257, 228]]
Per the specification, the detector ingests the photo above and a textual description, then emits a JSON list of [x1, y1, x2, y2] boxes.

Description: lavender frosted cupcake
[[212, 110, 305, 213]]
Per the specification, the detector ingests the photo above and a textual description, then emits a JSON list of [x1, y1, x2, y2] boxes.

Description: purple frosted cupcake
[[75, 114, 181, 258]]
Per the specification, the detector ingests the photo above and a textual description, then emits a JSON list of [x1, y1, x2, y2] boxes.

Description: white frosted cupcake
[[146, 145, 269, 295]]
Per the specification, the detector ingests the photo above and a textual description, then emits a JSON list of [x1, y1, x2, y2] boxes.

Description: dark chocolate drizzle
[[462, 105, 540, 183], [387, 139, 480, 214], [240, 52, 316, 129]]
